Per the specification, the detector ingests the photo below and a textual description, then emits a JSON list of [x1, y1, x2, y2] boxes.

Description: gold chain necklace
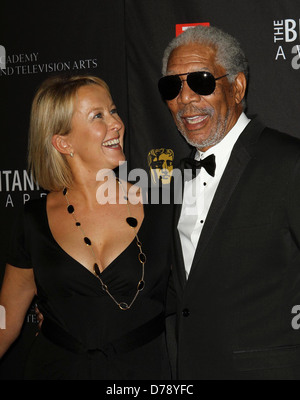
[[62, 178, 146, 310]]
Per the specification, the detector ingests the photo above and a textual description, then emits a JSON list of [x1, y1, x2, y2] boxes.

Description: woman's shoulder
[[142, 186, 174, 224]]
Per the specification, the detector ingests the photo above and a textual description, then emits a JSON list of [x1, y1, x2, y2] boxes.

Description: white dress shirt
[[178, 113, 251, 278]]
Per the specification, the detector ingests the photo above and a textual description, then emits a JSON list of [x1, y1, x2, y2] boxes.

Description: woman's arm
[[0, 264, 36, 358]]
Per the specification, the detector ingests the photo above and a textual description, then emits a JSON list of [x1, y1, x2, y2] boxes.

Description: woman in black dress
[[0, 75, 173, 379]]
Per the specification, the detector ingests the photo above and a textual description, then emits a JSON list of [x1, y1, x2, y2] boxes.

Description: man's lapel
[[188, 117, 265, 278], [172, 167, 188, 289]]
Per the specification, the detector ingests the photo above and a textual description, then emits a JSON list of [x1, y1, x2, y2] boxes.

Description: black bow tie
[[181, 154, 216, 180]]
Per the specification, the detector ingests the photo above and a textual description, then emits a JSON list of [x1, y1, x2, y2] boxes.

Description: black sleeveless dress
[[7, 195, 173, 380]]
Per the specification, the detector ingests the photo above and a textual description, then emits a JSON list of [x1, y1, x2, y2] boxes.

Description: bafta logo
[[148, 148, 174, 185]]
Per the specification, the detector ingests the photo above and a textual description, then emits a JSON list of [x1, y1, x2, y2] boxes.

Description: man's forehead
[[167, 43, 217, 73]]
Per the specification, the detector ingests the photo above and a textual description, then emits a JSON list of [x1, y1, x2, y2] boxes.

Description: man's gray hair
[[161, 25, 249, 83]]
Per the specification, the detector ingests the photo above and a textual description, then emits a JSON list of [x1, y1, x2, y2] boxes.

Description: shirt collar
[[196, 113, 250, 173]]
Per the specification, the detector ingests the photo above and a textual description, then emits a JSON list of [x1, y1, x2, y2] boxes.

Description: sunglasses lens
[[187, 72, 216, 96], [158, 75, 182, 100]]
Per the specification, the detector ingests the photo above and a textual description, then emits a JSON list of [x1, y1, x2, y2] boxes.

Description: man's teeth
[[185, 115, 208, 124], [102, 138, 120, 147]]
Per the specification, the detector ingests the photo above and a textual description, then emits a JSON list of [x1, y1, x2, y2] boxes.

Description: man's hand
[[34, 305, 44, 335]]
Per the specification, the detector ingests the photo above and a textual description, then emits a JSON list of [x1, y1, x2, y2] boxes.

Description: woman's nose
[[109, 116, 123, 133]]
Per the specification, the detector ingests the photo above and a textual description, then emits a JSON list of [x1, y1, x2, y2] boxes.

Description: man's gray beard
[[177, 112, 230, 151]]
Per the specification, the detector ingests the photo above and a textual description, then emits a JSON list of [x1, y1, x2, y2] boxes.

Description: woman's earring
[[70, 152, 74, 158]]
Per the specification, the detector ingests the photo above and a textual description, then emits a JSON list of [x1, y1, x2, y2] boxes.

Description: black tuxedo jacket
[[170, 118, 300, 380]]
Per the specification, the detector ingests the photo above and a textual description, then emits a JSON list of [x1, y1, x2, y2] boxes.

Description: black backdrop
[[0, 0, 300, 379]]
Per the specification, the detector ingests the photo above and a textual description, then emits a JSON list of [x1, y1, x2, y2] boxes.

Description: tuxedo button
[[182, 308, 190, 317]]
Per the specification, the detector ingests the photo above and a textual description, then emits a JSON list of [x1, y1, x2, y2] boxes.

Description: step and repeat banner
[[0, 0, 300, 379]]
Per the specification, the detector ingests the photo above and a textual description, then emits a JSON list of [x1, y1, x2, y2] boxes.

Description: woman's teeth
[[102, 138, 120, 147]]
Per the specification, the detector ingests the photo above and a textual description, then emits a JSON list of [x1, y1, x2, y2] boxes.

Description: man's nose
[[178, 80, 201, 104]]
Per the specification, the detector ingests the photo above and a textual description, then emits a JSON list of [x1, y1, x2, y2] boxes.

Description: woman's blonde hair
[[28, 75, 110, 192]]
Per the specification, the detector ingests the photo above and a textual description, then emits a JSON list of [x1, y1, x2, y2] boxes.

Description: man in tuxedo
[[159, 25, 300, 379]]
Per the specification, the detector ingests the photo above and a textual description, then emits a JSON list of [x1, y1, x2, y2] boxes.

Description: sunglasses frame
[[158, 71, 229, 101]]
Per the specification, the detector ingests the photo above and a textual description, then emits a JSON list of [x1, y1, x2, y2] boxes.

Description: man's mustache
[[177, 105, 214, 119]]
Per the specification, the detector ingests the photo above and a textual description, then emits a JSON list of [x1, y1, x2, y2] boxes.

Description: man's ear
[[233, 72, 247, 105], [52, 134, 73, 155]]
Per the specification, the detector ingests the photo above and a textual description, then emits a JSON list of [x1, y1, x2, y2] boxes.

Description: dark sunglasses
[[158, 71, 229, 101]]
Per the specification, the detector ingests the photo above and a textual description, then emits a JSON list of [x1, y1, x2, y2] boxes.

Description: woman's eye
[[94, 113, 103, 119], [111, 108, 118, 115]]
